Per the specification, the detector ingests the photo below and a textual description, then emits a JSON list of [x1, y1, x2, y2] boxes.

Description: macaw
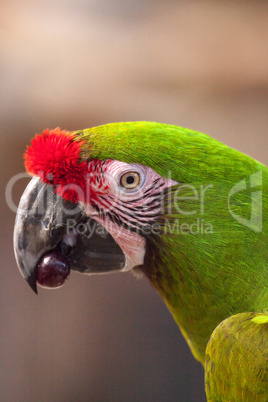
[[14, 122, 268, 401]]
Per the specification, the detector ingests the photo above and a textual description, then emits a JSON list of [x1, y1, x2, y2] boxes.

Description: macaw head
[[14, 123, 179, 293]]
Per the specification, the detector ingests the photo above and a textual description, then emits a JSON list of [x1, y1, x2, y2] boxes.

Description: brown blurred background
[[1, 1, 267, 401]]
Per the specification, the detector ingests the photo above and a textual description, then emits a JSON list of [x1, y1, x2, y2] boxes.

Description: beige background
[[1, 1, 267, 401]]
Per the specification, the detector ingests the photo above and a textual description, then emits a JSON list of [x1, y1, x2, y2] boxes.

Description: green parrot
[[14, 122, 268, 401]]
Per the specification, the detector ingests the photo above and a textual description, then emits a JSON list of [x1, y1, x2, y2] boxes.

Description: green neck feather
[[144, 178, 267, 364], [76, 122, 268, 364]]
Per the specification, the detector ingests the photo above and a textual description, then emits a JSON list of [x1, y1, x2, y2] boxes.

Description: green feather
[[74, 122, 267, 398], [205, 312, 268, 401], [252, 315, 268, 324]]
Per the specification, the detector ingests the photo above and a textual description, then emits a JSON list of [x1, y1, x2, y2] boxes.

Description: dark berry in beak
[[36, 251, 70, 289]]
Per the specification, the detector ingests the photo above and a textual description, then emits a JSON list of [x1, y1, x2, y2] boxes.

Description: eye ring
[[120, 171, 140, 189]]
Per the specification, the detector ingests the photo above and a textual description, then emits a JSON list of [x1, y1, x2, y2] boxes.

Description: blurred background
[[1, 0, 267, 401]]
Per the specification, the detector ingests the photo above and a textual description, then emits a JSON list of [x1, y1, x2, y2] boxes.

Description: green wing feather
[[205, 312, 268, 401]]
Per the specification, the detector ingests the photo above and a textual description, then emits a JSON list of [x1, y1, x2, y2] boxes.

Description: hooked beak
[[14, 177, 125, 293]]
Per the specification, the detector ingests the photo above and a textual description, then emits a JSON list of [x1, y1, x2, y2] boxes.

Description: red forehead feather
[[24, 128, 89, 202]]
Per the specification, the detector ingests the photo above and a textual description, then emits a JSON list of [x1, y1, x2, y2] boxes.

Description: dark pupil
[[126, 175, 135, 184]]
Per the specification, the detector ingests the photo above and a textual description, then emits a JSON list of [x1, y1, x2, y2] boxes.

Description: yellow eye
[[120, 172, 140, 189]]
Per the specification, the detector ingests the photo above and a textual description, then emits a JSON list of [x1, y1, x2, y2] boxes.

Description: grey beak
[[13, 177, 83, 292], [14, 177, 125, 293]]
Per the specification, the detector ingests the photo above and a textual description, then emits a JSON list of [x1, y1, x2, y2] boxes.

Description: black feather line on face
[[116, 201, 161, 212], [142, 197, 162, 208], [143, 179, 164, 195], [93, 186, 179, 237], [100, 161, 105, 175], [122, 189, 167, 205], [106, 211, 124, 227], [113, 202, 161, 218]]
